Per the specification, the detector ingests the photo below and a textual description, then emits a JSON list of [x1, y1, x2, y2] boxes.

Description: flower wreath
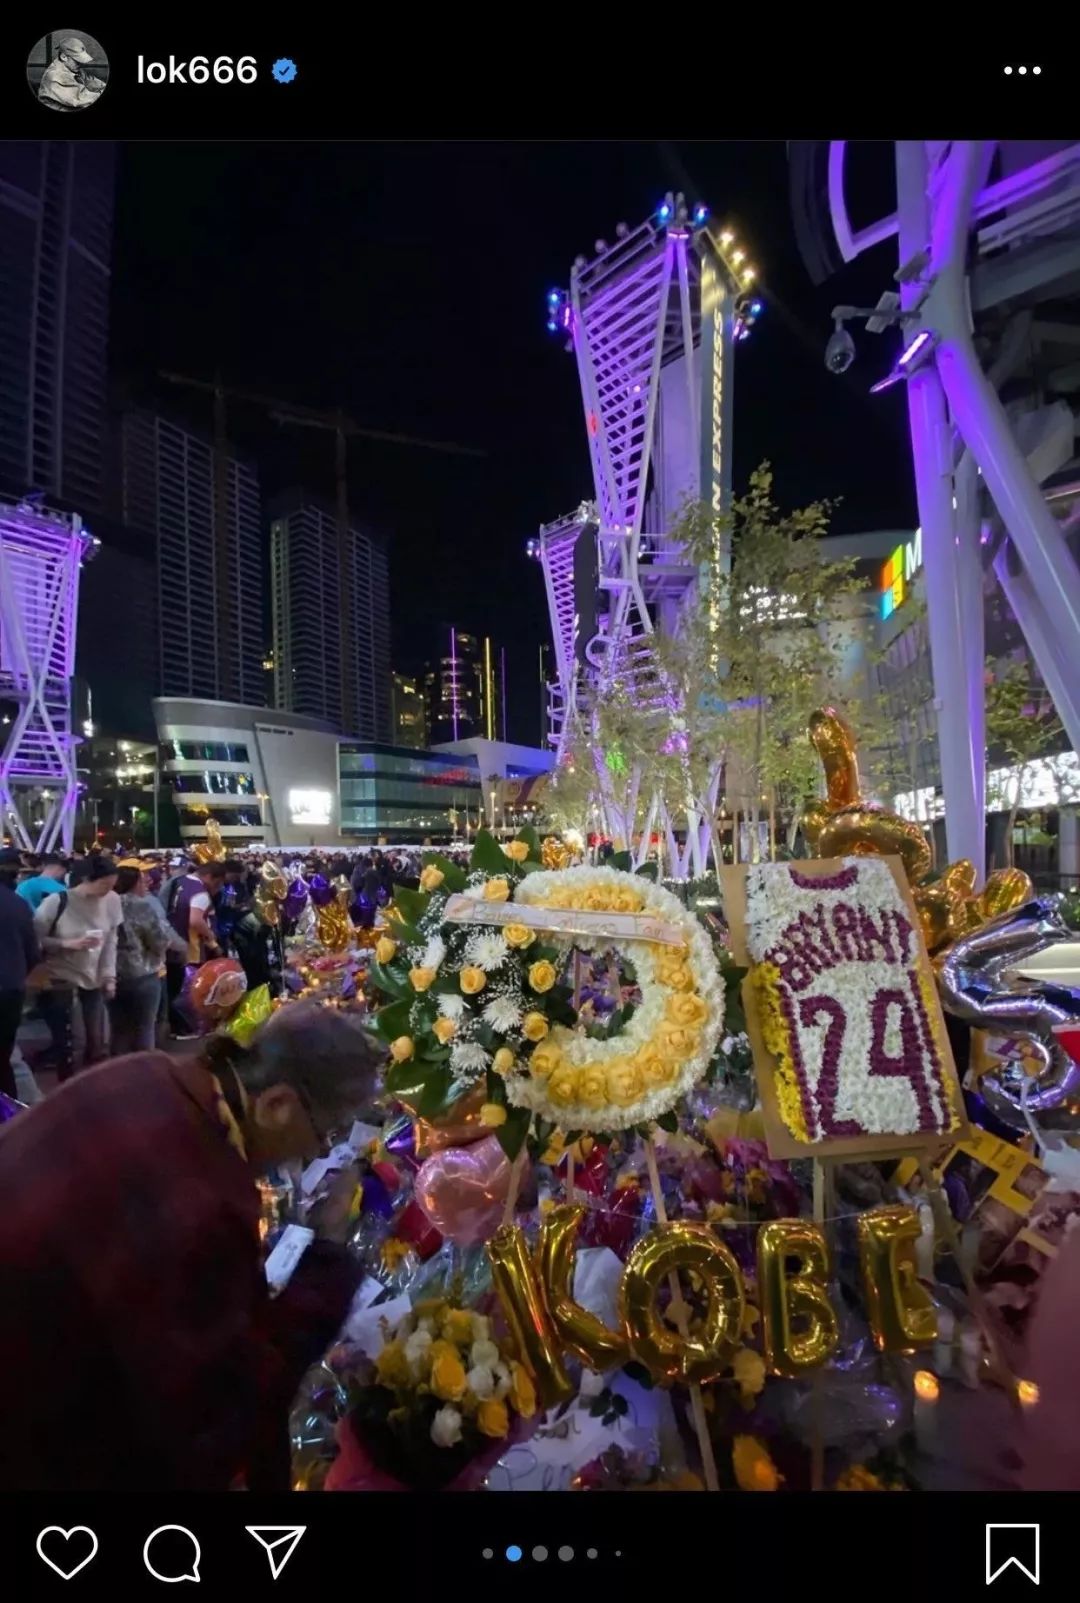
[[369, 830, 724, 1149]]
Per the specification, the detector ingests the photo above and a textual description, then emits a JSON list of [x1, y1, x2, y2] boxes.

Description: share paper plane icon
[[245, 1526, 306, 1580]]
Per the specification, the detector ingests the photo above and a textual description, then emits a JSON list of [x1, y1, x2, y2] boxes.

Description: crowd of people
[[0, 841, 452, 1099]]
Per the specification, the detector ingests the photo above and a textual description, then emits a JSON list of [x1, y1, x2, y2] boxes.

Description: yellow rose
[[419, 865, 445, 892], [476, 1397, 510, 1438], [658, 961, 694, 991], [375, 936, 397, 965], [732, 1434, 783, 1492], [522, 1011, 549, 1043], [578, 1065, 608, 1109], [605, 1059, 644, 1108], [733, 1347, 767, 1402], [374, 1338, 410, 1388], [528, 959, 557, 994], [432, 1016, 457, 1045], [657, 1025, 700, 1064], [666, 992, 709, 1027], [459, 966, 487, 995], [441, 1309, 474, 1347], [547, 1065, 581, 1107], [492, 1046, 516, 1076], [430, 1342, 468, 1402], [504, 922, 535, 949], [503, 840, 530, 862], [636, 1047, 675, 1088], [528, 1042, 563, 1078], [508, 1361, 537, 1419], [390, 1036, 415, 1064], [482, 878, 511, 903], [410, 965, 437, 993], [480, 1102, 507, 1127]]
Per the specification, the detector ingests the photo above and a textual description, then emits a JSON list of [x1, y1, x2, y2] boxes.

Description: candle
[[913, 1369, 939, 1452], [933, 1307, 955, 1376], [958, 1324, 982, 1388], [914, 1203, 935, 1280], [1017, 1379, 1040, 1409]]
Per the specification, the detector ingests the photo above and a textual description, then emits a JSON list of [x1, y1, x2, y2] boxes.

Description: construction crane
[[159, 370, 484, 732]]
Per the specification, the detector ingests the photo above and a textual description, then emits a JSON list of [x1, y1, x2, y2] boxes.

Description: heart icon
[[36, 1527, 99, 1580]]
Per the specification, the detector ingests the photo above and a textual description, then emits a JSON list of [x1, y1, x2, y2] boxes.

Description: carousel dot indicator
[[532, 1546, 548, 1562], [559, 1546, 574, 1562], [587, 1549, 598, 1559], [482, 1549, 493, 1560], [506, 1546, 523, 1563]]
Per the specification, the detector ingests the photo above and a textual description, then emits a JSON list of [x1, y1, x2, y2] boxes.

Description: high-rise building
[[119, 408, 264, 706], [425, 629, 504, 745], [391, 671, 428, 748], [270, 495, 391, 739], [0, 141, 116, 512]]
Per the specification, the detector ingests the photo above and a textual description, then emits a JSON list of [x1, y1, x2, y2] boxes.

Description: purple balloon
[[309, 873, 334, 907], [0, 1092, 24, 1124], [283, 876, 310, 920]]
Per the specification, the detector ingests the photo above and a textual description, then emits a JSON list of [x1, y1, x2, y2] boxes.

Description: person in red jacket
[[0, 1003, 379, 1491]]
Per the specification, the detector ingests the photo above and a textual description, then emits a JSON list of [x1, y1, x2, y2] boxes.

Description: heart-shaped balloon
[[283, 876, 310, 921], [412, 1083, 490, 1153], [414, 1134, 519, 1246], [309, 873, 334, 908]]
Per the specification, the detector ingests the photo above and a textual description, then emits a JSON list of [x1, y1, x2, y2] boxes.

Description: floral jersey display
[[745, 858, 961, 1144]]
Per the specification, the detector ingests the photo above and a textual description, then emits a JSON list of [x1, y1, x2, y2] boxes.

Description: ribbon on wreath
[[442, 894, 686, 948]]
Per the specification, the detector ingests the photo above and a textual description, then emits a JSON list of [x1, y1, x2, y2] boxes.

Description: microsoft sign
[[880, 528, 923, 620]]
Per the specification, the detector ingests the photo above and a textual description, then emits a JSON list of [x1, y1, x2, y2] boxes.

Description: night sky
[[111, 141, 916, 745]]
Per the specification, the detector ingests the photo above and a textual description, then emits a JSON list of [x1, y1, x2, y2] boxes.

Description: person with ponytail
[[0, 1003, 381, 1491]]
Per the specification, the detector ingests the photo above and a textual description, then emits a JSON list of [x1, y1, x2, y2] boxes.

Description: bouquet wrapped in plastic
[[326, 1296, 538, 1491]]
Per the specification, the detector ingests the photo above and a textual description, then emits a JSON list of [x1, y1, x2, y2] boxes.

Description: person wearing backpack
[[32, 856, 122, 1081]]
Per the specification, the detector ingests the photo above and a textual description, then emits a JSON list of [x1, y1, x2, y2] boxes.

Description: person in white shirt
[[33, 856, 122, 1081]]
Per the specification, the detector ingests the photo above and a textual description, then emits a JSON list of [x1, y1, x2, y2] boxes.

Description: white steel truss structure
[[537, 196, 753, 871], [820, 141, 1080, 878], [0, 498, 96, 851]]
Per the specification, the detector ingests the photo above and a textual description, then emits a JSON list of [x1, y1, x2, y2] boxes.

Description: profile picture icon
[[26, 30, 109, 111]]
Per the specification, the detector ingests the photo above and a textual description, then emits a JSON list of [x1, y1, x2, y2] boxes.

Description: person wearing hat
[[0, 847, 41, 1099], [37, 36, 106, 111], [112, 861, 187, 1056]]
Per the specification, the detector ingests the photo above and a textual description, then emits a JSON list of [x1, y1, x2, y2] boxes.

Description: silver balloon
[[939, 896, 1080, 1128]]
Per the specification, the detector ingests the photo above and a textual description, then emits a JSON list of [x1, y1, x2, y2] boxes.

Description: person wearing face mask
[[0, 1003, 380, 1491], [32, 854, 122, 1080]]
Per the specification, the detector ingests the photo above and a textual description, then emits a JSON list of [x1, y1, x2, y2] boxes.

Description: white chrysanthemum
[[431, 1405, 463, 1448], [483, 995, 523, 1034], [468, 930, 509, 972], [450, 1041, 490, 1075], [422, 935, 447, 970], [404, 1328, 432, 1375], [471, 1337, 500, 1369], [471, 1313, 491, 1343], [438, 993, 467, 1021]]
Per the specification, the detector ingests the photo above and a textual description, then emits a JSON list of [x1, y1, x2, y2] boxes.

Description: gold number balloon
[[618, 1221, 744, 1387], [486, 1224, 576, 1409], [537, 1205, 630, 1371], [857, 1205, 937, 1352], [756, 1219, 839, 1377], [808, 708, 862, 810]]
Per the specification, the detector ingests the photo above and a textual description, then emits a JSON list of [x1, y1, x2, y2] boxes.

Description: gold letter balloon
[[756, 1219, 840, 1377], [618, 1222, 745, 1387], [537, 1205, 630, 1371], [857, 1205, 937, 1352], [486, 1224, 576, 1408]]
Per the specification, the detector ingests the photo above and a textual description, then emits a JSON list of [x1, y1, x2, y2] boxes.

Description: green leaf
[[421, 852, 468, 893], [496, 1104, 532, 1161], [622, 1360, 655, 1390], [417, 1043, 451, 1065], [635, 861, 659, 881], [383, 919, 423, 949], [384, 1059, 431, 1099], [468, 827, 509, 878], [515, 823, 542, 859], [610, 850, 633, 873], [415, 1064, 457, 1118], [392, 885, 431, 926], [373, 998, 411, 1042], [654, 1110, 679, 1134], [370, 960, 410, 1001], [486, 1068, 508, 1106]]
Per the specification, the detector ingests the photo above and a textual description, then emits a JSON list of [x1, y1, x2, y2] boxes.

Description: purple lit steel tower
[[537, 195, 754, 866], [813, 141, 1080, 876], [0, 499, 96, 851]]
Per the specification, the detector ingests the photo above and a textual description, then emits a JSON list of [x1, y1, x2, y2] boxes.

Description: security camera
[[825, 321, 855, 375]]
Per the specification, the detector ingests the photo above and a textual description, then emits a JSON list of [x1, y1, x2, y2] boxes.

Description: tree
[[671, 466, 869, 860], [984, 654, 1068, 866]]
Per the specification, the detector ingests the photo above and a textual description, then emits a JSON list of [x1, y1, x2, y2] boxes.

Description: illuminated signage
[[880, 528, 923, 619], [288, 788, 331, 826]]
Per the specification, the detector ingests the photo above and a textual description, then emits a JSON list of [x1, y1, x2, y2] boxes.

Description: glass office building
[[339, 743, 482, 841]]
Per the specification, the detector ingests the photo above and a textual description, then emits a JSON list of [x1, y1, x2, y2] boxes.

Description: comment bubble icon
[[143, 1526, 202, 1584]]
